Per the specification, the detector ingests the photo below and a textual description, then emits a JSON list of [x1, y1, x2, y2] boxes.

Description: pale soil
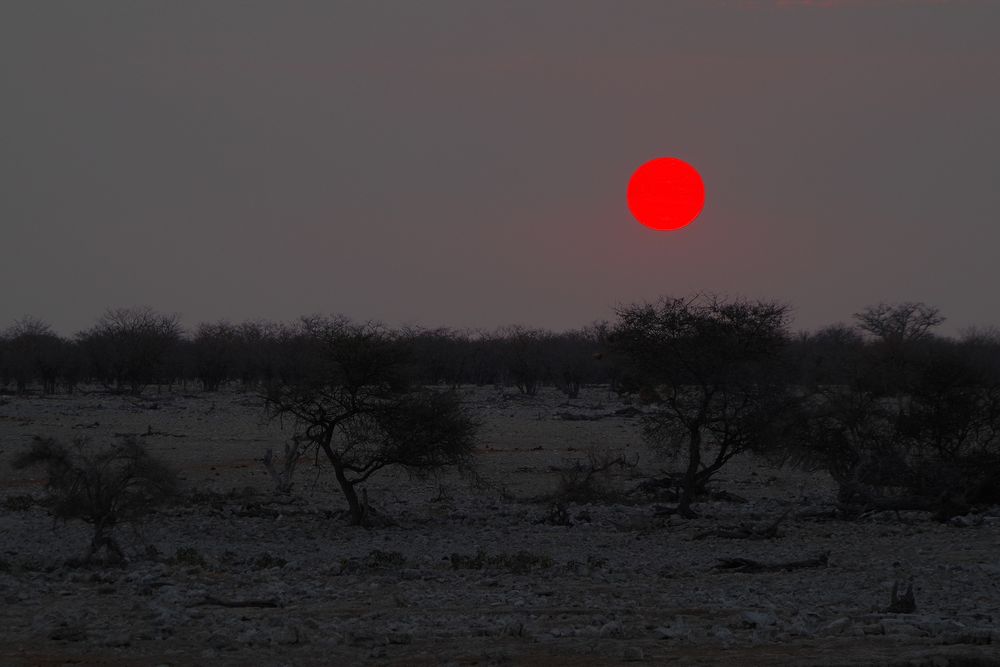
[[1, 386, 998, 666]]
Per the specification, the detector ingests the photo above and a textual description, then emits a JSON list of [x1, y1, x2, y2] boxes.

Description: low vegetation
[[449, 549, 554, 574], [12, 436, 178, 563]]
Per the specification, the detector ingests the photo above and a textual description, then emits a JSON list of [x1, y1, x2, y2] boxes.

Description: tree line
[[4, 303, 1000, 402], [0, 307, 617, 396], [6, 298, 1000, 537]]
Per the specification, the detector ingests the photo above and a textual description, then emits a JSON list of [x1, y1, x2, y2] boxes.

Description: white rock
[[740, 611, 776, 628], [819, 617, 851, 636]]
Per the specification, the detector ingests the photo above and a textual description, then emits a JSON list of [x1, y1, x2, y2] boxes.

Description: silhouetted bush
[[12, 435, 178, 563], [551, 448, 634, 504], [787, 304, 1000, 519]]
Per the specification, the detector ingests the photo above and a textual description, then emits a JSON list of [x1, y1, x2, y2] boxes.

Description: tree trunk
[[88, 521, 124, 564], [333, 463, 365, 526], [678, 427, 702, 518]]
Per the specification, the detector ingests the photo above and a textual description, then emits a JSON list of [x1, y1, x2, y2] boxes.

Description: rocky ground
[[1, 386, 998, 666]]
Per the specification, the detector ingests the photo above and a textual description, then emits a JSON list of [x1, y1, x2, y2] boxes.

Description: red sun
[[627, 157, 705, 231]]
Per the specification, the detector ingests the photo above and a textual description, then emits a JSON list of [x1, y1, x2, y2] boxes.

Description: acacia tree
[[609, 295, 795, 517], [853, 302, 945, 396], [262, 316, 478, 525]]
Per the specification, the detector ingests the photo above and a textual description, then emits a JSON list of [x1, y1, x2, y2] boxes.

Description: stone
[[819, 617, 851, 636], [206, 633, 237, 651], [939, 629, 992, 645], [623, 646, 644, 661], [740, 611, 776, 628], [712, 626, 734, 643], [275, 625, 302, 645], [101, 631, 132, 647], [48, 624, 87, 642], [600, 620, 624, 638], [654, 625, 688, 640]]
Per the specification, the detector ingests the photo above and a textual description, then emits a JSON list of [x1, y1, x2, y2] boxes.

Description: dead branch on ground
[[714, 551, 828, 573]]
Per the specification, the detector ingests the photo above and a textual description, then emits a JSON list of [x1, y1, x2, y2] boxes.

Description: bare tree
[[262, 316, 478, 526], [232, 319, 289, 390], [496, 325, 550, 396], [12, 436, 178, 563], [78, 307, 183, 394], [610, 295, 795, 517], [192, 321, 239, 391], [549, 327, 607, 399], [2, 317, 65, 394]]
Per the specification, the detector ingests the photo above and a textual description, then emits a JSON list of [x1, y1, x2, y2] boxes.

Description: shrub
[[551, 448, 633, 504], [12, 436, 178, 563], [787, 306, 1000, 519], [449, 549, 553, 574], [339, 549, 407, 573], [172, 547, 209, 569], [2, 494, 37, 512]]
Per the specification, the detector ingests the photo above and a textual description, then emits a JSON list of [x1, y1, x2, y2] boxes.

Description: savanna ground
[[1, 386, 998, 666]]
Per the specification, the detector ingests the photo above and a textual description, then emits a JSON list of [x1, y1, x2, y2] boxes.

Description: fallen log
[[695, 509, 790, 541], [715, 551, 828, 573], [193, 595, 281, 608]]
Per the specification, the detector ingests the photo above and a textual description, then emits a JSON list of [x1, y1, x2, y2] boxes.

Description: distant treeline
[[0, 307, 615, 396], [2, 303, 1000, 397]]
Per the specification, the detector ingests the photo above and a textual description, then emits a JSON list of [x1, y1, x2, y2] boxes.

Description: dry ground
[[1, 386, 998, 666]]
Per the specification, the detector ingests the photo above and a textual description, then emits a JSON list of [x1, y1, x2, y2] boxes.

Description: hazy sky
[[2, 1, 999, 336]]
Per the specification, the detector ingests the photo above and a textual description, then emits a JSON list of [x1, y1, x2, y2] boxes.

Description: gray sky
[[2, 1, 998, 336]]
